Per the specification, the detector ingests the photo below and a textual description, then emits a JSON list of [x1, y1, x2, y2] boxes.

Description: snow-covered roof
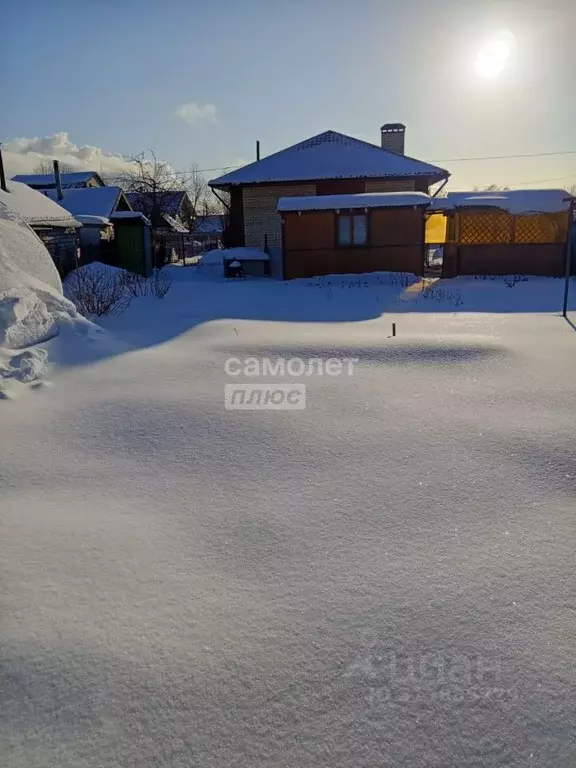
[[126, 190, 189, 218], [44, 186, 126, 218], [160, 213, 188, 233], [194, 214, 224, 235], [210, 130, 448, 187], [110, 211, 151, 225], [278, 191, 431, 212], [0, 180, 81, 229], [431, 189, 574, 215], [74, 215, 110, 226], [12, 171, 102, 189]]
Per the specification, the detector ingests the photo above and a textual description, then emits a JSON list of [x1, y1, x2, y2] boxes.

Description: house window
[[337, 213, 368, 246]]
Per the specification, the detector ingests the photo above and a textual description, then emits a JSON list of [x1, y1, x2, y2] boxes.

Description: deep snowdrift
[[0, 202, 100, 386]]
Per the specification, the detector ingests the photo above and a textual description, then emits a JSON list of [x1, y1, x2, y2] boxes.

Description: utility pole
[[563, 196, 575, 318], [53, 160, 64, 200]]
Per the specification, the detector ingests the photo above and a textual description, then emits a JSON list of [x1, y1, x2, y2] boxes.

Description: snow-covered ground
[[2, 265, 576, 767]]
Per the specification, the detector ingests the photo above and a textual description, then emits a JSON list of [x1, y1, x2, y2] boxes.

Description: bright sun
[[475, 36, 512, 79]]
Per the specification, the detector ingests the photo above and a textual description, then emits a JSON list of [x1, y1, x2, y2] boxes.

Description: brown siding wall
[[458, 244, 566, 277], [371, 208, 424, 246], [282, 208, 425, 279], [284, 246, 423, 279]]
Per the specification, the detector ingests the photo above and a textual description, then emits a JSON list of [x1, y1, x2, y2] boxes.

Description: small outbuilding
[[278, 192, 430, 279], [430, 190, 574, 278]]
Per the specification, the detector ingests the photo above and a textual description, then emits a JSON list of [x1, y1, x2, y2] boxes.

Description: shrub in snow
[[66, 263, 131, 316], [119, 270, 149, 298], [150, 268, 172, 299]]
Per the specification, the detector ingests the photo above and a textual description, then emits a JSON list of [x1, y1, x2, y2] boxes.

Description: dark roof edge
[[210, 171, 449, 190]]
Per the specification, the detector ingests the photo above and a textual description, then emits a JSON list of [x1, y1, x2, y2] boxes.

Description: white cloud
[[2, 132, 140, 179], [175, 102, 218, 125]]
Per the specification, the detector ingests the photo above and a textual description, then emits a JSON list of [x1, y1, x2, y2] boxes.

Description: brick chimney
[[380, 123, 406, 154]]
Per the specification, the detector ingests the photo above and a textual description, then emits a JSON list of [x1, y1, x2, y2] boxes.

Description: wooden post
[[0, 146, 8, 192], [392, 323, 396, 337], [53, 160, 63, 200], [256, 141, 260, 161], [562, 199, 575, 318]]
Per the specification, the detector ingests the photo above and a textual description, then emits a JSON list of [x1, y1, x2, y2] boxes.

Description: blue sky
[[2, 0, 575, 189]]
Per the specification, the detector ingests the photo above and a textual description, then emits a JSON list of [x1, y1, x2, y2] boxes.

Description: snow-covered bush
[[66, 264, 131, 316], [119, 269, 149, 297], [150, 267, 172, 299]]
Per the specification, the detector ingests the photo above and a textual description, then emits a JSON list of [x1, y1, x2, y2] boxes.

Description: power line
[[509, 173, 576, 187], [432, 149, 576, 163], [102, 148, 576, 182]]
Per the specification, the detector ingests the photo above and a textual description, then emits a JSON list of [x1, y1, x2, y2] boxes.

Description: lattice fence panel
[[458, 212, 512, 244], [515, 214, 561, 244]]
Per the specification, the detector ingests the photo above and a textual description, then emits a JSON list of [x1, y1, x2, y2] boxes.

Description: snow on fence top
[[431, 189, 574, 215], [278, 191, 432, 212], [0, 181, 81, 229]]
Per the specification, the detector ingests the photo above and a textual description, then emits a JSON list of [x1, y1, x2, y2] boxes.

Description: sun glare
[[475, 34, 513, 79]]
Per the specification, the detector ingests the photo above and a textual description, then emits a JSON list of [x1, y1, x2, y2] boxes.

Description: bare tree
[[118, 151, 185, 226], [33, 160, 75, 175], [474, 184, 510, 192]]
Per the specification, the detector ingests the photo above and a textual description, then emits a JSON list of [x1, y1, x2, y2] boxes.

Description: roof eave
[[210, 169, 450, 189]]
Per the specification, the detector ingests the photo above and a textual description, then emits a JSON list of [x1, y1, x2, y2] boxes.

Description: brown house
[[209, 124, 449, 278], [279, 192, 430, 279]]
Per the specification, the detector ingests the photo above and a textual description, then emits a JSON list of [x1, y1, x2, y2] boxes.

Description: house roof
[[12, 171, 104, 189], [111, 211, 151, 225], [160, 213, 188, 233], [278, 191, 431, 212], [126, 190, 189, 218], [431, 189, 574, 215], [44, 186, 127, 218], [194, 214, 224, 234], [210, 130, 449, 188], [0, 180, 81, 228]]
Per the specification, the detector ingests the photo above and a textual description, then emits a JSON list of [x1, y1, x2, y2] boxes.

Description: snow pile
[[221, 247, 270, 261], [0, 202, 94, 386]]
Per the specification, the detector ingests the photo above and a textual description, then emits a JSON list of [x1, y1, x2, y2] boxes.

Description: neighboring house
[[12, 170, 105, 190], [43, 185, 132, 218], [209, 123, 449, 277], [278, 192, 430, 279], [193, 214, 225, 250], [43, 186, 151, 274], [126, 190, 194, 230], [0, 180, 81, 276], [126, 190, 194, 264]]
